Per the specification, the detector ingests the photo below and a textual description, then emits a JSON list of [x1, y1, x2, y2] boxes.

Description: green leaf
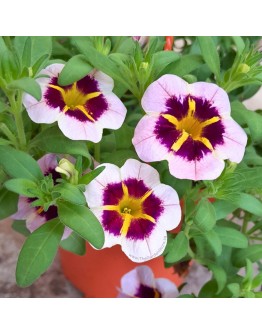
[[231, 101, 262, 144], [231, 193, 262, 216], [4, 178, 38, 197], [227, 283, 240, 297], [251, 272, 262, 289], [0, 146, 43, 182], [73, 37, 127, 88], [244, 146, 262, 166], [232, 245, 262, 267], [242, 259, 253, 290], [32, 126, 91, 159], [16, 218, 64, 287], [14, 36, 52, 66], [79, 166, 105, 185], [213, 200, 238, 220], [231, 36, 245, 54], [101, 149, 138, 167], [0, 188, 18, 220], [214, 226, 248, 248], [208, 263, 227, 294], [165, 231, 188, 263], [164, 54, 204, 77], [8, 77, 41, 101], [57, 201, 104, 249], [198, 280, 218, 298], [194, 199, 216, 233], [197, 37, 220, 79], [58, 55, 93, 86], [60, 232, 86, 256], [178, 294, 195, 298], [53, 183, 86, 206], [151, 50, 180, 77], [114, 123, 134, 150], [204, 230, 222, 256], [12, 220, 30, 237], [21, 37, 32, 68]]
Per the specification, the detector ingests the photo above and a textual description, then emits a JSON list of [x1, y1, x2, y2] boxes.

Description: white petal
[[142, 74, 189, 114], [121, 224, 167, 263], [132, 115, 169, 162], [190, 82, 230, 117], [93, 71, 114, 92], [120, 159, 161, 189], [96, 92, 127, 130], [155, 278, 178, 298], [216, 118, 247, 163], [57, 113, 103, 142], [84, 163, 121, 208], [152, 184, 181, 230]]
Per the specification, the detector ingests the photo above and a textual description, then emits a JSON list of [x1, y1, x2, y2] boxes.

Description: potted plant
[[1, 36, 262, 298]]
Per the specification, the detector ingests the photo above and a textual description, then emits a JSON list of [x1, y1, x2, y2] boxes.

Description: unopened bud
[[238, 63, 250, 74], [55, 159, 79, 184]]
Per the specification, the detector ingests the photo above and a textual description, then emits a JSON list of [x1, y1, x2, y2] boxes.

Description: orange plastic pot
[[59, 243, 184, 298]]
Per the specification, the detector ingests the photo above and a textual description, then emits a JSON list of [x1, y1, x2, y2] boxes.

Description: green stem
[[3, 36, 13, 50], [94, 142, 100, 163], [9, 91, 27, 151], [242, 215, 249, 234], [0, 123, 18, 148]]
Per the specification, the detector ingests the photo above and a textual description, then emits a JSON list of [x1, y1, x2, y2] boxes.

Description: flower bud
[[55, 158, 79, 184], [238, 63, 250, 74]]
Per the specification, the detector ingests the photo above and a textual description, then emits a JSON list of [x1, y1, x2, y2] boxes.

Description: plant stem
[[0, 123, 18, 148], [3, 36, 13, 50], [242, 215, 249, 234], [9, 91, 27, 151], [94, 142, 100, 163]]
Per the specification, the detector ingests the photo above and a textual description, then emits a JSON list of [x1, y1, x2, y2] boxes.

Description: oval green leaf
[[58, 54, 93, 86], [57, 201, 104, 249], [60, 232, 86, 256], [165, 231, 188, 263], [232, 245, 262, 267], [32, 126, 91, 159], [194, 199, 216, 233], [197, 36, 220, 79], [0, 146, 43, 182], [16, 218, 64, 287], [8, 77, 41, 101], [214, 226, 248, 249], [4, 178, 38, 197]]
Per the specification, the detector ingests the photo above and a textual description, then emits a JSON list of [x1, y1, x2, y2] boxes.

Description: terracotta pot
[[59, 243, 184, 298]]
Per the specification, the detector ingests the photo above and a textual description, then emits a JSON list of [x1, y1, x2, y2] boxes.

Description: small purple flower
[[132, 74, 247, 181], [12, 154, 71, 240], [118, 265, 178, 298], [132, 36, 149, 48], [23, 64, 127, 142], [84, 159, 181, 262]]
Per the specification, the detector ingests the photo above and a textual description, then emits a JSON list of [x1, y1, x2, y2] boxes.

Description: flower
[[117, 265, 178, 298], [132, 36, 149, 48], [84, 159, 181, 262], [12, 154, 72, 240], [132, 74, 248, 181], [23, 64, 127, 142]]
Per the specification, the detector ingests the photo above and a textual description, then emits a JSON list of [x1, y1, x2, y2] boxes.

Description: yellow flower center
[[102, 183, 155, 237], [162, 97, 220, 152], [49, 82, 101, 122]]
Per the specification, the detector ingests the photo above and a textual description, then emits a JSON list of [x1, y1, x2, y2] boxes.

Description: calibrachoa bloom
[[132, 36, 150, 48], [12, 154, 71, 240], [84, 159, 181, 262], [118, 265, 178, 298], [23, 64, 127, 142], [132, 74, 248, 180]]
